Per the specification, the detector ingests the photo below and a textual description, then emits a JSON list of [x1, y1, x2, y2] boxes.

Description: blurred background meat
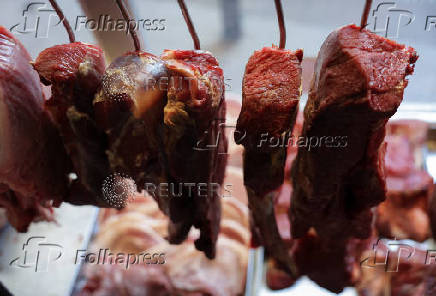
[[376, 120, 434, 242], [80, 177, 249, 296], [357, 239, 436, 296]]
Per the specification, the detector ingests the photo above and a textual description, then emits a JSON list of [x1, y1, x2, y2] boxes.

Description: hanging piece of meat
[[290, 24, 418, 241], [34, 42, 110, 206], [29, 0, 112, 207], [0, 26, 70, 231], [235, 46, 303, 272], [234, 0, 302, 274], [161, 49, 227, 258], [93, 0, 227, 258]]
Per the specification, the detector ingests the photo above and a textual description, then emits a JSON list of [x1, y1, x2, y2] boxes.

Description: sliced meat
[[34, 42, 110, 206], [235, 46, 303, 273], [0, 26, 69, 231], [290, 24, 418, 241]]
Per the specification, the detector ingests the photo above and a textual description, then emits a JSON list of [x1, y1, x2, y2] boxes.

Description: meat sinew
[[235, 46, 303, 272], [290, 24, 418, 241], [0, 27, 70, 231]]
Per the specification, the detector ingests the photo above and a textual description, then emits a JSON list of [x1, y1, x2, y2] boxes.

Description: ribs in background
[[94, 49, 227, 258], [0, 27, 70, 231], [235, 46, 302, 272], [33, 42, 111, 206], [161, 49, 227, 258], [290, 24, 418, 241]]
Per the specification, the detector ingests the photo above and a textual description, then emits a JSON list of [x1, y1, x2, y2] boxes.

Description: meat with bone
[[290, 24, 418, 241], [33, 42, 111, 207], [0, 27, 70, 231], [235, 46, 302, 272], [94, 49, 227, 258]]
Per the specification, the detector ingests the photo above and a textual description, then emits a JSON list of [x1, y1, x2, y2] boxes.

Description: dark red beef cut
[[290, 24, 418, 241], [34, 42, 110, 206], [267, 173, 372, 293], [94, 50, 227, 258], [94, 52, 168, 209], [0, 27, 70, 231], [161, 50, 227, 258], [235, 46, 303, 272]]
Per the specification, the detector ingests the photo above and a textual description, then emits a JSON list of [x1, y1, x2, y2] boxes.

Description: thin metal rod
[[115, 0, 141, 52], [177, 0, 200, 50], [48, 0, 75, 43], [360, 0, 373, 30], [274, 0, 286, 49]]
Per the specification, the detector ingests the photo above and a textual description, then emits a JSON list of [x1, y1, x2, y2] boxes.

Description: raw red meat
[[34, 42, 110, 206], [290, 24, 418, 241], [0, 27, 70, 231], [94, 49, 227, 258], [161, 49, 227, 258], [235, 46, 303, 273]]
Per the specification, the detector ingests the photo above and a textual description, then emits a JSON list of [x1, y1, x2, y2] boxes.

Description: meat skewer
[[93, 0, 227, 258], [33, 0, 110, 207], [289, 0, 418, 242], [235, 0, 302, 274], [0, 26, 70, 231]]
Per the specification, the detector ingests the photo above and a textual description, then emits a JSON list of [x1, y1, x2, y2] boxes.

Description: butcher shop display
[[0, 0, 435, 295]]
